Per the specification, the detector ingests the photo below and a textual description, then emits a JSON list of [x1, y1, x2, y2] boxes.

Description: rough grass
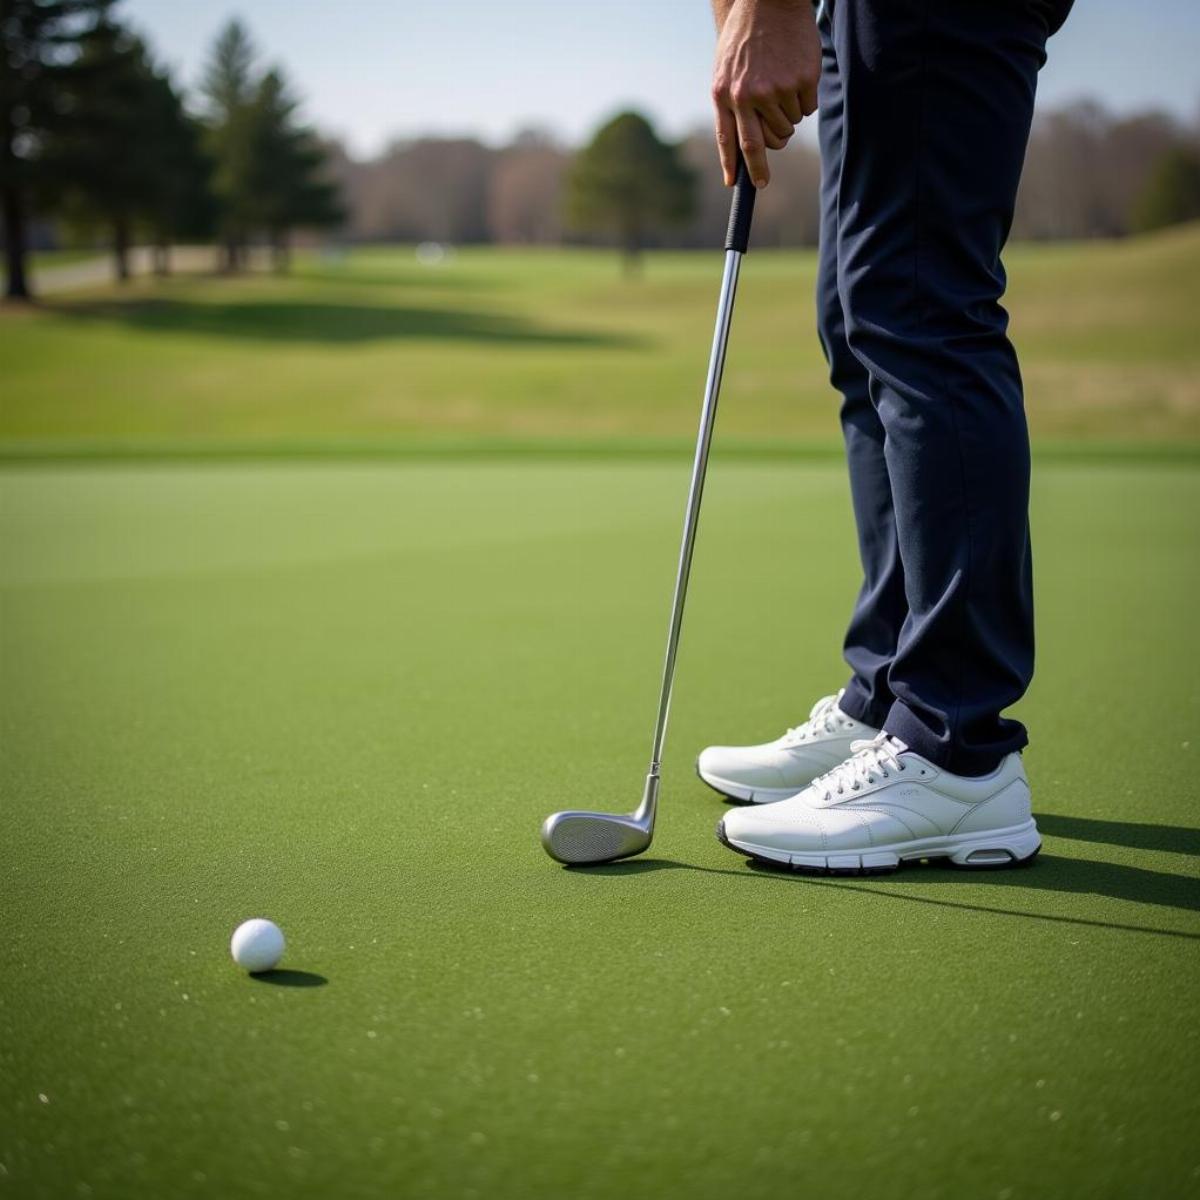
[[2, 225, 1198, 451]]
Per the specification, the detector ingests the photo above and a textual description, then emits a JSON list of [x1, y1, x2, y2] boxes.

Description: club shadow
[[1036, 813, 1200, 856], [249, 969, 328, 988], [565, 857, 744, 878]]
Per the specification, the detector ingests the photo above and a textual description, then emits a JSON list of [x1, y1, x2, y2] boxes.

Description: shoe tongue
[[852, 731, 906, 756]]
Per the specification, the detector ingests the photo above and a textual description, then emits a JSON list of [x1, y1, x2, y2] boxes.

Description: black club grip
[[723, 153, 757, 254]]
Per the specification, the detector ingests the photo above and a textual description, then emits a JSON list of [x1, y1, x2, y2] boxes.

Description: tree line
[[333, 99, 1200, 257], [4, 0, 1199, 298], [2, 0, 340, 300]]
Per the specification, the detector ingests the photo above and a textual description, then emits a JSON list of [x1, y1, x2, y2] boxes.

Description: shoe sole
[[715, 817, 1042, 874], [695, 762, 809, 806]]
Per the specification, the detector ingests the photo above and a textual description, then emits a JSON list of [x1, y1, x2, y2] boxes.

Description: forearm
[[712, 0, 736, 30], [715, 0, 809, 27]]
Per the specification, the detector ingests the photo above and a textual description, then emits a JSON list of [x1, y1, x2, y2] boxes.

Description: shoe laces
[[814, 732, 908, 803], [782, 691, 848, 745]]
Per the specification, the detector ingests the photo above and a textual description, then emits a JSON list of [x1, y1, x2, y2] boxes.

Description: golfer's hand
[[711, 0, 820, 188]]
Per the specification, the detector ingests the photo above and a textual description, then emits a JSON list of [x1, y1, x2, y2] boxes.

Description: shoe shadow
[[1036, 813, 1200, 856], [744, 854, 1200, 915], [571, 855, 1200, 941]]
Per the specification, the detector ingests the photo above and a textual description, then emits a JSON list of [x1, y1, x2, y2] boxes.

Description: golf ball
[[230, 918, 285, 973]]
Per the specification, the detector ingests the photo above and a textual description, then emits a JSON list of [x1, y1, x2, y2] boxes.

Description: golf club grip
[[724, 154, 757, 254]]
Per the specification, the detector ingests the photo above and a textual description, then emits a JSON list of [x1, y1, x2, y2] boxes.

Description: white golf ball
[[230, 918, 285, 973]]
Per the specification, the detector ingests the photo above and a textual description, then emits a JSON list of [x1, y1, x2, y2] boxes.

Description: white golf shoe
[[697, 691, 879, 804], [716, 732, 1040, 873]]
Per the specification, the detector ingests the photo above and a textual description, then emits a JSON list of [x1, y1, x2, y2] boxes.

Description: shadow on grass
[[1036, 813, 1200, 856], [571, 854, 1200, 941], [250, 969, 328, 987], [55, 297, 646, 349], [296, 268, 504, 292]]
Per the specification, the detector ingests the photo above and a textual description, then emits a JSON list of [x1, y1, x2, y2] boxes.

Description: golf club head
[[540, 810, 652, 865], [540, 773, 660, 865]]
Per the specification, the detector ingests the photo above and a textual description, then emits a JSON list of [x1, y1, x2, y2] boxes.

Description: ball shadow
[[249, 969, 329, 988]]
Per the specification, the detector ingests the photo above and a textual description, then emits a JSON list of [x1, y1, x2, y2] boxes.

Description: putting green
[[2, 459, 1197, 1199]]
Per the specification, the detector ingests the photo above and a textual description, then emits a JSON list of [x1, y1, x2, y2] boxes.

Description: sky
[[126, 0, 1200, 159]]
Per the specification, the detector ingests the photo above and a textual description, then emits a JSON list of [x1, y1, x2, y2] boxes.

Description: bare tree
[[326, 96, 1200, 249], [487, 130, 568, 244], [1014, 100, 1196, 239]]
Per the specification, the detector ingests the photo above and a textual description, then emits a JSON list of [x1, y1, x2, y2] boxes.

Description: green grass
[[2, 458, 1198, 1198], [28, 248, 106, 272], [3, 226, 1199, 451], [3, 229, 1198, 1194]]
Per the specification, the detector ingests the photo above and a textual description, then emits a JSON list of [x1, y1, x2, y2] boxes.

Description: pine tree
[[200, 19, 260, 271], [566, 111, 695, 274], [246, 69, 342, 272], [0, 0, 115, 299], [43, 22, 185, 281], [140, 72, 215, 275]]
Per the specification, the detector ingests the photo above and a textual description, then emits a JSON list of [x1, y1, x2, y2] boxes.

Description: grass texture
[[2, 459, 1197, 1199]]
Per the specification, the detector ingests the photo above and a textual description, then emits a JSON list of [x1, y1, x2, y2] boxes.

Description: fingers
[[779, 91, 804, 125], [757, 102, 795, 143], [761, 126, 790, 152], [713, 103, 739, 187], [733, 103, 769, 187], [799, 78, 819, 119]]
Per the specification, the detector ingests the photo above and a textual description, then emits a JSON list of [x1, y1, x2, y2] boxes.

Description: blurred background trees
[[1133, 146, 1200, 232], [44, 21, 204, 281], [2, 0, 115, 298], [1, 4, 337, 298], [3, 0, 1199, 300], [565, 111, 695, 273]]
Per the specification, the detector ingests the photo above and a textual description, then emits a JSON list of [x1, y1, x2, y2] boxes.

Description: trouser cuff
[[882, 699, 1025, 777], [837, 681, 891, 732]]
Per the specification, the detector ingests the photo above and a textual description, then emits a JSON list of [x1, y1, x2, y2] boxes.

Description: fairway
[[3, 457, 1198, 1198], [3, 227, 1199, 453]]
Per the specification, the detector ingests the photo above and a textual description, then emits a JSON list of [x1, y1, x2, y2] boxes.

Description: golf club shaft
[[647, 248, 740, 776], [640, 162, 755, 814]]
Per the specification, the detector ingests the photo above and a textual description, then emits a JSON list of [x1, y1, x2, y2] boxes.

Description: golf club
[[540, 155, 757, 865]]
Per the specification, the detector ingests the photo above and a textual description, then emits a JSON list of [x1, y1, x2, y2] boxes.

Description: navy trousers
[[817, 0, 1068, 775]]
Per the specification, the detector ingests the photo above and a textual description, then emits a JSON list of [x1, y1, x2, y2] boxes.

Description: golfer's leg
[[833, 0, 1049, 774], [814, 8, 906, 732]]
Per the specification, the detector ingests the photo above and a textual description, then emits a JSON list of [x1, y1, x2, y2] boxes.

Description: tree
[[140, 73, 215, 274], [42, 21, 198, 281], [488, 131, 568, 245], [200, 22, 341, 272], [200, 19, 259, 271], [566, 111, 695, 273], [0, 0, 115, 300], [246, 69, 342, 271], [1133, 147, 1200, 233]]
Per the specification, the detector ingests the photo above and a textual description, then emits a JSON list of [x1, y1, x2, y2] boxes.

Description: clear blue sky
[[126, 0, 1200, 157]]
